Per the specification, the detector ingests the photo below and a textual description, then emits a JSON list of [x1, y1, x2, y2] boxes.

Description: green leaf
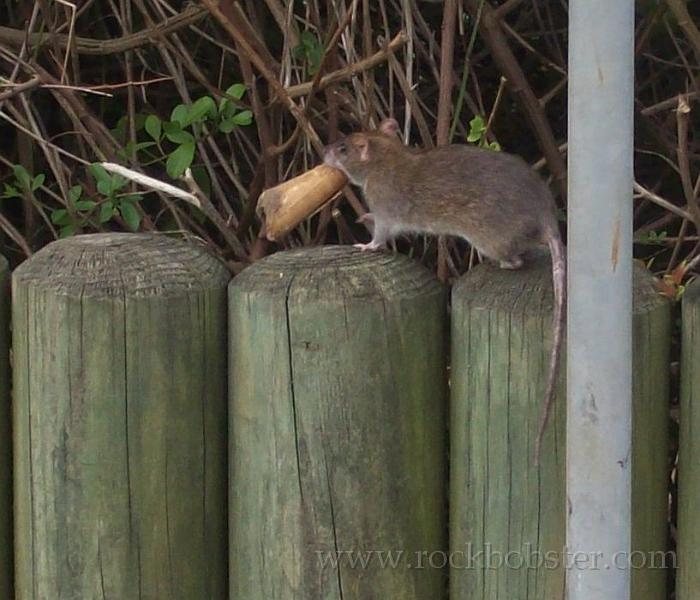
[[190, 96, 217, 122], [470, 115, 486, 131], [119, 201, 141, 231], [95, 174, 127, 197], [467, 115, 487, 143], [232, 110, 253, 126], [220, 84, 246, 114], [112, 116, 127, 143], [2, 184, 20, 199], [99, 201, 115, 223], [145, 115, 162, 142], [300, 30, 316, 47], [59, 225, 76, 238], [74, 200, 97, 211], [31, 173, 45, 191], [166, 141, 196, 179], [292, 42, 305, 60], [162, 120, 182, 135], [220, 101, 237, 120], [12, 164, 31, 190], [171, 104, 189, 127], [308, 47, 324, 75], [120, 194, 143, 204], [124, 140, 157, 158], [163, 123, 194, 145], [218, 118, 236, 134], [89, 163, 112, 186], [97, 180, 112, 196], [51, 209, 71, 225], [225, 83, 246, 100], [134, 141, 157, 152], [111, 175, 127, 193], [132, 113, 148, 132], [637, 230, 668, 246], [295, 31, 324, 74], [123, 140, 137, 158], [68, 185, 82, 204]]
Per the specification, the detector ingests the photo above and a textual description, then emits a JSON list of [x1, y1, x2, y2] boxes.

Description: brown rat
[[323, 118, 566, 462]]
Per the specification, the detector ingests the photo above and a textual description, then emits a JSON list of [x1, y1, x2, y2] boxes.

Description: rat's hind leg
[[354, 241, 384, 251], [499, 255, 524, 270], [466, 235, 524, 269], [354, 217, 393, 251], [491, 241, 526, 270]]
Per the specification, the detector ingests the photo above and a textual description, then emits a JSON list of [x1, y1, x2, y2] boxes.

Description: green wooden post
[[450, 256, 670, 599], [679, 277, 700, 599], [229, 246, 448, 599], [12, 233, 230, 599], [0, 256, 11, 600], [630, 265, 672, 599]]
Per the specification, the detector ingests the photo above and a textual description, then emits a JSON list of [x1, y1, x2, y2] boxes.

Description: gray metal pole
[[567, 1, 634, 599]]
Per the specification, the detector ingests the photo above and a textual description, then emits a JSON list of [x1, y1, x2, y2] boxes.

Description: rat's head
[[323, 118, 402, 186]]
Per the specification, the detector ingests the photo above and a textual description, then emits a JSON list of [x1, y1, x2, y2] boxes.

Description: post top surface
[[684, 275, 700, 305], [13, 233, 230, 298], [231, 245, 443, 302], [453, 254, 665, 316]]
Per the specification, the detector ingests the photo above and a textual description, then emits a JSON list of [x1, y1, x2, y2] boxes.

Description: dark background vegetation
[[0, 0, 698, 592], [0, 0, 698, 280]]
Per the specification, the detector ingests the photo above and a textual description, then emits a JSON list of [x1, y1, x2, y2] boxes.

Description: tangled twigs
[[676, 96, 700, 228], [0, 3, 208, 55], [465, 0, 567, 198], [665, 0, 700, 63], [436, 0, 459, 281], [201, 0, 324, 151], [0, 76, 41, 103], [0, 0, 697, 279]]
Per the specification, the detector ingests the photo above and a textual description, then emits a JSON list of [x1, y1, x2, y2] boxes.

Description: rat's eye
[[336, 141, 347, 155]]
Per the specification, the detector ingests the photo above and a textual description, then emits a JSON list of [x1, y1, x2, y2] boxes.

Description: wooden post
[[679, 277, 700, 599], [629, 267, 672, 600], [12, 233, 230, 599], [450, 256, 670, 599], [0, 256, 11, 599], [229, 245, 448, 599]]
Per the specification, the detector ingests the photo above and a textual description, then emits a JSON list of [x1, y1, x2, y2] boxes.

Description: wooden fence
[[0, 232, 690, 599]]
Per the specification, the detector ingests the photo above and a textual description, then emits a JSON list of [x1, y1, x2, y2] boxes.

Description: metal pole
[[567, 1, 634, 599]]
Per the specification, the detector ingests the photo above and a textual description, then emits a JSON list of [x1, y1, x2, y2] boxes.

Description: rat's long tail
[[535, 234, 567, 464]]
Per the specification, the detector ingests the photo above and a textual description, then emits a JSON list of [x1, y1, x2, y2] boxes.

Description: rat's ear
[[378, 118, 400, 137]]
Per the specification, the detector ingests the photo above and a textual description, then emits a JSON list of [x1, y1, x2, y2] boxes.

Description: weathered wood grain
[[679, 277, 700, 599], [450, 255, 670, 599], [630, 266, 672, 600], [229, 245, 448, 599], [0, 255, 11, 599], [12, 233, 230, 599]]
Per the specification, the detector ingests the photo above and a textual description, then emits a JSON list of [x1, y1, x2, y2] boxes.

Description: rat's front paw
[[353, 241, 383, 251]]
